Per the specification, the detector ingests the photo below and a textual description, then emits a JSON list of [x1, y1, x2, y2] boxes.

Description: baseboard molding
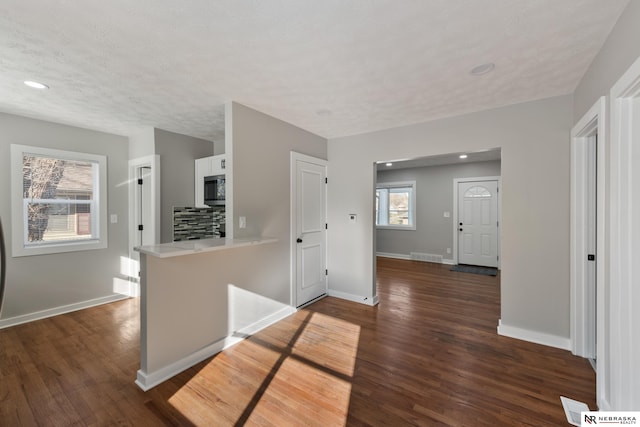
[[376, 252, 455, 266], [328, 289, 379, 306], [376, 252, 410, 260], [136, 338, 230, 391], [497, 321, 571, 351], [598, 397, 611, 412], [234, 306, 297, 337], [135, 306, 296, 391], [0, 294, 130, 330]]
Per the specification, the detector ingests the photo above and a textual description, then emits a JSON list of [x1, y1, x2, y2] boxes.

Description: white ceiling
[[0, 0, 629, 142]]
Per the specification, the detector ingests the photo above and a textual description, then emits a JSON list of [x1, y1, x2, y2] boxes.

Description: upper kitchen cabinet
[[211, 154, 226, 175], [195, 154, 226, 207]]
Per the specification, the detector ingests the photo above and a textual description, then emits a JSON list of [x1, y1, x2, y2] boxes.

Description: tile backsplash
[[173, 207, 225, 241]]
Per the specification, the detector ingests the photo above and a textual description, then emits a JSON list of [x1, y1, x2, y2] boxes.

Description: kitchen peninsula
[[134, 236, 292, 391]]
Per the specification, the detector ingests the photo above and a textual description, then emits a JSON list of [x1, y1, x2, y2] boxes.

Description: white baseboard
[[497, 320, 571, 351], [328, 289, 379, 306], [135, 306, 296, 391], [136, 338, 229, 391], [234, 306, 297, 337], [376, 252, 411, 260], [376, 252, 454, 266], [0, 294, 130, 330], [598, 397, 611, 412]]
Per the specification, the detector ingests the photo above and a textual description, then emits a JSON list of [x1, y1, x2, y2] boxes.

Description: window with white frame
[[376, 181, 416, 229], [11, 145, 108, 256]]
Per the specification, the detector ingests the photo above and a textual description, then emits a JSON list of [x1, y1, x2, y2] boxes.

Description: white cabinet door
[[211, 154, 226, 176], [194, 157, 210, 208]]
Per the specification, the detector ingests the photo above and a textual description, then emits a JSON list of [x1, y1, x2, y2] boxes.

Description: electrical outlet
[[446, 248, 451, 254]]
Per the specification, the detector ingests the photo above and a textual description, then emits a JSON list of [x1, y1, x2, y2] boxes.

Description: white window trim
[[10, 144, 108, 257], [376, 180, 416, 230]]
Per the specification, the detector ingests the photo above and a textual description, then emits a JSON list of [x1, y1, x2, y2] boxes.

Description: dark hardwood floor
[[0, 258, 595, 426]]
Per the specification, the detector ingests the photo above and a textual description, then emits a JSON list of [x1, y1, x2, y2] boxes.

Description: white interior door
[[128, 155, 160, 276], [585, 135, 597, 359], [138, 166, 154, 246], [458, 180, 498, 267], [293, 154, 327, 307]]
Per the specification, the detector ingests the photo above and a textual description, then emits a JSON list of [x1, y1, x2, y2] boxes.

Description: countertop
[[135, 237, 278, 258]]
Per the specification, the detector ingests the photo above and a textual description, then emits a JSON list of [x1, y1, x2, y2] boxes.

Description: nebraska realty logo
[[582, 412, 639, 426]]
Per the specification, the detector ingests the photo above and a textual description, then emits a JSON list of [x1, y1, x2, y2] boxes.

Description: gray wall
[[129, 127, 155, 159], [327, 95, 572, 340], [377, 160, 501, 259], [0, 112, 129, 320], [574, 0, 640, 121], [229, 102, 327, 304], [154, 128, 213, 243], [572, 1, 640, 411]]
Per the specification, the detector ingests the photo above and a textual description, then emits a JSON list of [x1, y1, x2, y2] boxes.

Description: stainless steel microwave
[[204, 174, 225, 206]]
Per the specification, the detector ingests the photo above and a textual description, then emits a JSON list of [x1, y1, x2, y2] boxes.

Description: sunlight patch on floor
[[292, 311, 361, 377], [168, 340, 281, 426], [247, 356, 353, 426], [167, 309, 361, 426]]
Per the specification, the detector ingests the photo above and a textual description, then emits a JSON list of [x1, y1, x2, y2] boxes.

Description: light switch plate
[[239, 216, 246, 229], [443, 211, 451, 218], [110, 214, 118, 224]]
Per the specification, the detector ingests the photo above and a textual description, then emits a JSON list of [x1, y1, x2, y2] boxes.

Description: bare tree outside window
[[11, 144, 107, 257], [23, 156, 66, 241], [22, 155, 94, 243]]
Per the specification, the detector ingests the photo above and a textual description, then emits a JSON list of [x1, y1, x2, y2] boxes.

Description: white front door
[[292, 154, 327, 307], [458, 180, 499, 267]]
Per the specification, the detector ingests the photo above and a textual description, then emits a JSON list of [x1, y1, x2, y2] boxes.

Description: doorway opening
[[374, 149, 502, 289], [570, 97, 605, 406], [128, 155, 160, 284]]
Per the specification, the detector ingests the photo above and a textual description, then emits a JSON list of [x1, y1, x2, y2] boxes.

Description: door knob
[[459, 222, 463, 226], [459, 228, 463, 231], [297, 238, 303, 243]]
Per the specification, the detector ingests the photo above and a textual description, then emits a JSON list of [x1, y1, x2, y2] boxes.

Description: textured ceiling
[[0, 0, 630, 141]]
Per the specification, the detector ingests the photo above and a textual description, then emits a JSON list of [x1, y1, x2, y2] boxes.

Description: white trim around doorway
[[607, 54, 640, 411], [569, 97, 605, 376]]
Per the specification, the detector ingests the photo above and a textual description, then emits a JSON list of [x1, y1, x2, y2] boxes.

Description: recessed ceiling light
[[470, 63, 495, 76], [386, 162, 393, 167], [459, 154, 468, 159], [24, 80, 49, 90]]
